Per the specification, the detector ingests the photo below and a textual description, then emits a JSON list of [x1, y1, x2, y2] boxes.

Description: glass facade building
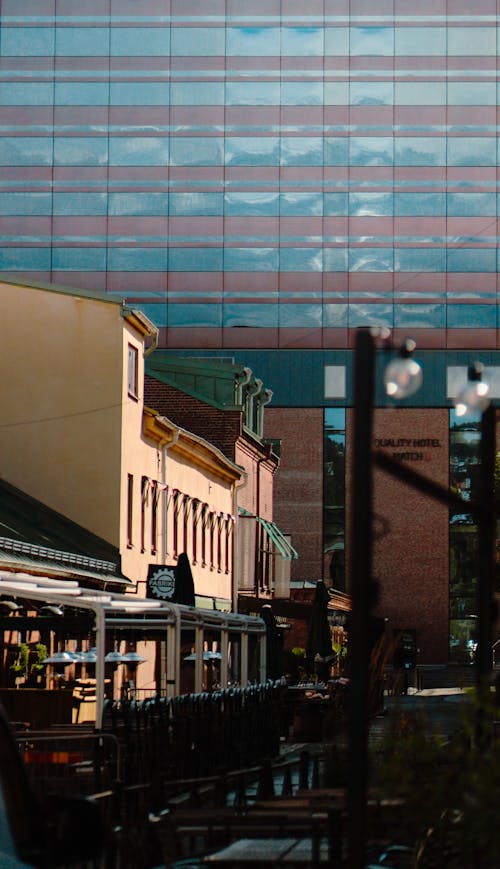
[[0, 1, 499, 348], [1, 1, 499, 666]]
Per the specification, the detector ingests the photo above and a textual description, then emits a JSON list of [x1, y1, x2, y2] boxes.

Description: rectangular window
[[192, 500, 200, 565], [127, 474, 134, 549], [141, 476, 148, 553], [127, 344, 139, 399], [323, 410, 346, 591], [151, 482, 158, 554]]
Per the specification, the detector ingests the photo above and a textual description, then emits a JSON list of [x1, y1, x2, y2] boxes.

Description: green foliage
[[370, 695, 500, 866], [11, 642, 47, 678], [31, 643, 47, 673], [11, 642, 30, 676]]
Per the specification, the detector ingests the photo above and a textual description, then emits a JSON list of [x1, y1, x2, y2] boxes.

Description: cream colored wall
[[121, 431, 236, 600], [0, 282, 123, 543]]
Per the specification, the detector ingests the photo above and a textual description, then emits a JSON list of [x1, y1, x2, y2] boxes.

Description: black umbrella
[[306, 580, 334, 680], [261, 604, 283, 681], [176, 552, 195, 606]]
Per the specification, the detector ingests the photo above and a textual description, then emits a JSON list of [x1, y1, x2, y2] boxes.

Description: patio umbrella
[[261, 604, 283, 681], [176, 552, 195, 606], [306, 580, 334, 680]]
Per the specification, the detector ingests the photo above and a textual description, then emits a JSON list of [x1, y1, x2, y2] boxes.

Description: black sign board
[[147, 564, 178, 602]]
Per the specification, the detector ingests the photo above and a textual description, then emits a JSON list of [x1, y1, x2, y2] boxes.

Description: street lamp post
[[346, 332, 497, 867]]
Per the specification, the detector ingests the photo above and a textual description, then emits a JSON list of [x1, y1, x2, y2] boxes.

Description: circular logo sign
[[149, 567, 176, 600]]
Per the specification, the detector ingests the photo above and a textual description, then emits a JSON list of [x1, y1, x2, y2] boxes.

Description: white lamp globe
[[383, 340, 423, 399]]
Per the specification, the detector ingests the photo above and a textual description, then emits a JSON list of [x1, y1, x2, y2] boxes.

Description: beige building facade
[[0, 278, 243, 606]]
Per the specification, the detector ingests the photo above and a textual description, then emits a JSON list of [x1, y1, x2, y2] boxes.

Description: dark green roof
[[146, 353, 254, 410]]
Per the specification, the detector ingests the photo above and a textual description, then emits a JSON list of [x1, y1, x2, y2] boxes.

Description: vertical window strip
[[225, 515, 232, 576], [127, 473, 133, 548], [151, 481, 158, 554], [172, 489, 180, 558], [141, 475, 149, 553], [201, 503, 209, 567], [127, 343, 139, 398], [192, 499, 200, 564]]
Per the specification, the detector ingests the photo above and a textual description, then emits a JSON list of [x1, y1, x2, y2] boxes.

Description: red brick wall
[[265, 408, 324, 582], [346, 407, 450, 665], [144, 375, 241, 459]]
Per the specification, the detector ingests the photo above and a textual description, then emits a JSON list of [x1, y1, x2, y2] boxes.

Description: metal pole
[[476, 404, 496, 742], [347, 328, 376, 868]]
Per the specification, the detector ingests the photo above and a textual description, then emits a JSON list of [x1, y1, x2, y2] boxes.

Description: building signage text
[[374, 437, 442, 462]]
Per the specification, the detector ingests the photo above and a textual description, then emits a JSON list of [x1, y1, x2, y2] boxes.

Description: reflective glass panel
[[56, 27, 110, 55], [349, 248, 394, 271], [170, 137, 223, 166], [55, 83, 109, 105], [53, 248, 107, 270], [110, 27, 169, 55], [0, 138, 52, 165], [0, 248, 50, 270], [54, 137, 108, 166], [324, 82, 349, 105], [54, 192, 107, 215], [350, 81, 393, 106], [324, 138, 348, 165], [395, 137, 446, 166], [226, 82, 280, 106], [394, 82, 446, 105], [350, 27, 394, 56], [323, 303, 348, 326], [280, 137, 323, 165], [223, 303, 278, 327], [395, 248, 446, 271], [170, 82, 224, 105], [447, 193, 496, 217], [324, 193, 348, 216], [1, 27, 55, 55], [348, 303, 393, 327], [324, 249, 349, 271], [225, 192, 279, 216], [169, 304, 222, 327], [110, 83, 170, 106], [448, 82, 496, 106], [108, 248, 166, 271], [323, 409, 346, 589], [224, 248, 279, 271], [324, 28, 348, 55], [394, 304, 446, 328], [171, 27, 225, 56], [349, 192, 393, 216], [448, 27, 496, 55], [447, 249, 496, 273], [169, 248, 223, 271], [169, 193, 222, 216], [281, 82, 323, 106], [225, 137, 279, 166], [0, 193, 51, 215], [448, 138, 496, 166], [349, 137, 393, 166], [281, 27, 323, 56], [280, 249, 323, 271], [0, 83, 53, 105], [447, 304, 496, 328], [109, 193, 167, 216], [279, 304, 322, 327], [394, 192, 446, 216], [226, 27, 280, 55], [280, 192, 323, 216], [110, 137, 168, 166], [394, 27, 445, 55]]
